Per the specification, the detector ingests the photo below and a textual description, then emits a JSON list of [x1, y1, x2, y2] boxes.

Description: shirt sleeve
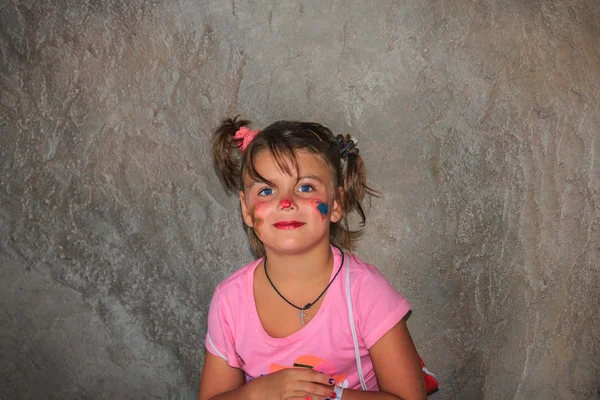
[[205, 285, 241, 368], [352, 262, 412, 349]]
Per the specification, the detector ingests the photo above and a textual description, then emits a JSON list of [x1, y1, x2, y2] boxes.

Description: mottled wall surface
[[1, 1, 598, 399]]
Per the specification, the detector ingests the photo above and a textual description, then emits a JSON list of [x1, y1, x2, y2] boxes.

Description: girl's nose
[[279, 199, 293, 210]]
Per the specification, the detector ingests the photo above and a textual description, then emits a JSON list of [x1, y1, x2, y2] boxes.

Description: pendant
[[299, 309, 305, 325]]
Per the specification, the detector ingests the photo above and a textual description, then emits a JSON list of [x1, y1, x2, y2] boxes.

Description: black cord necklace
[[263, 246, 344, 325]]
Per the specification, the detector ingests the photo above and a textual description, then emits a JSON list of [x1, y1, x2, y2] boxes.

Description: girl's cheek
[[249, 203, 265, 235], [310, 199, 329, 220]]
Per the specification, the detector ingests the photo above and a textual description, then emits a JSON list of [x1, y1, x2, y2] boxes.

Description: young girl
[[199, 117, 428, 400]]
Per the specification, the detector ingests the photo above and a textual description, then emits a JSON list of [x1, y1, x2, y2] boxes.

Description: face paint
[[316, 202, 329, 217], [280, 199, 292, 209], [311, 199, 329, 219], [250, 204, 264, 236]]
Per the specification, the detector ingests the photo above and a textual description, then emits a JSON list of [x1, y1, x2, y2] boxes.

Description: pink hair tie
[[234, 126, 261, 151]]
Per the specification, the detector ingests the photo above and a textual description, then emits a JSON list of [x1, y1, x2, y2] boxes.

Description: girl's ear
[[239, 191, 254, 227], [330, 186, 344, 223]]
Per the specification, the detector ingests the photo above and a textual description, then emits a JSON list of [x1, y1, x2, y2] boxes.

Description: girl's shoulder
[[345, 251, 409, 303], [213, 258, 262, 298], [346, 252, 390, 285]]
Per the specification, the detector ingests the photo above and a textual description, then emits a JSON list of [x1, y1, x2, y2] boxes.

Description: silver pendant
[[299, 309, 305, 325]]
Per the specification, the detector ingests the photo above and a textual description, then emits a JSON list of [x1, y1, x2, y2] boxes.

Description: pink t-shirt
[[205, 246, 411, 390]]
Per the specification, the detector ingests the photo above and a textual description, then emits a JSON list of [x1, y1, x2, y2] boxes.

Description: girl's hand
[[250, 368, 337, 400]]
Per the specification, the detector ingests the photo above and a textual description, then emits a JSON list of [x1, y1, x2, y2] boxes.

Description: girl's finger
[[294, 369, 336, 386], [285, 395, 330, 400], [294, 381, 338, 399]]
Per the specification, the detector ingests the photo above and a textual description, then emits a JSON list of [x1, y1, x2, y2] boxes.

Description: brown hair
[[212, 116, 377, 258]]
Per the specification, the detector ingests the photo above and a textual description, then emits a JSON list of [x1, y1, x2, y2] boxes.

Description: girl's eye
[[298, 184, 314, 193], [258, 187, 274, 196]]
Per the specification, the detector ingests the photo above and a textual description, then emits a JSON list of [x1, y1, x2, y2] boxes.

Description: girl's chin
[[263, 237, 329, 254], [265, 242, 307, 253]]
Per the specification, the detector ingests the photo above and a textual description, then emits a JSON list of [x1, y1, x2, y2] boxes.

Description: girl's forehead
[[257, 150, 325, 170], [244, 150, 333, 183]]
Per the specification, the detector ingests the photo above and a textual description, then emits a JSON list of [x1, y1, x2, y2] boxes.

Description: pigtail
[[331, 134, 379, 251], [212, 116, 250, 192], [343, 149, 378, 220]]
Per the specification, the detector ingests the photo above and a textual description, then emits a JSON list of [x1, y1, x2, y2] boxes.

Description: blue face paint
[[316, 202, 328, 217]]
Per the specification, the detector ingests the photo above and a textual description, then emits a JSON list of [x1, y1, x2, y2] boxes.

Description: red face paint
[[280, 199, 292, 209]]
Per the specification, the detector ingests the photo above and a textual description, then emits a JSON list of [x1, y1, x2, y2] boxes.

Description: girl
[[199, 117, 428, 400]]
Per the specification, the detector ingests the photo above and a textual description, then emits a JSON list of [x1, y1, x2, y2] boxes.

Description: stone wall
[[1, 1, 598, 399]]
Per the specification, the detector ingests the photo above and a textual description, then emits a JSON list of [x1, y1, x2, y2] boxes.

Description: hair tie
[[234, 126, 261, 151], [336, 134, 359, 158]]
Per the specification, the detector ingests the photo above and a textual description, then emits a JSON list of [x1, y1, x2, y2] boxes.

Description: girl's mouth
[[273, 221, 305, 230]]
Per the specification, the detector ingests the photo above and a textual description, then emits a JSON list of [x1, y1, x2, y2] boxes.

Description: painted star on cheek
[[310, 199, 329, 220], [250, 204, 264, 236]]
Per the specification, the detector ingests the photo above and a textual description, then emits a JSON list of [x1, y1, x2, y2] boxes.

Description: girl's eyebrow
[[298, 175, 324, 183], [247, 175, 323, 188], [248, 180, 269, 188]]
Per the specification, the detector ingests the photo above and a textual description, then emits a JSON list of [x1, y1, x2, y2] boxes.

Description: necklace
[[263, 246, 344, 325]]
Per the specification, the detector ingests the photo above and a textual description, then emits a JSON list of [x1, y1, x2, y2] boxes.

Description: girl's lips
[[273, 221, 305, 229]]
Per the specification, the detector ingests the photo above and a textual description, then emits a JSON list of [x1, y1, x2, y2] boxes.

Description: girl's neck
[[263, 242, 333, 285]]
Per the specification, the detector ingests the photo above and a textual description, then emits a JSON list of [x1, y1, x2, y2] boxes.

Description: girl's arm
[[199, 349, 337, 400], [198, 350, 249, 400], [341, 319, 427, 400]]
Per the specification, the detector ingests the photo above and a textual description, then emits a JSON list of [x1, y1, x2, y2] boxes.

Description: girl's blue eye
[[298, 184, 314, 193], [258, 187, 274, 196]]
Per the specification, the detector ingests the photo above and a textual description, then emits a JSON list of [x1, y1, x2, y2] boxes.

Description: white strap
[[345, 254, 367, 391]]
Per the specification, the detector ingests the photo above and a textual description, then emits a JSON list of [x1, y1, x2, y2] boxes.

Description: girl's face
[[239, 150, 343, 255]]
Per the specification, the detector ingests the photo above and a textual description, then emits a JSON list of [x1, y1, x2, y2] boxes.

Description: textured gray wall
[[1, 1, 598, 399]]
